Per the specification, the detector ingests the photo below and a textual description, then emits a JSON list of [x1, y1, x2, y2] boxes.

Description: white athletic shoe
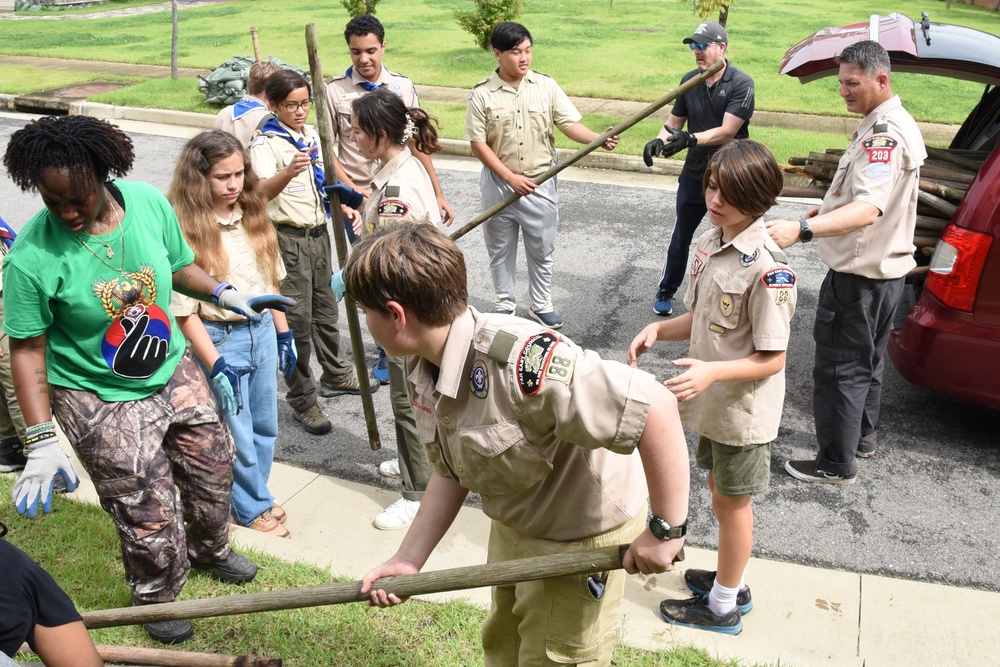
[[378, 458, 401, 479], [373, 497, 420, 531]]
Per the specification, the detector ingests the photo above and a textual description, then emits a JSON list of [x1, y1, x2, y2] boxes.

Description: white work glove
[[12, 421, 79, 519]]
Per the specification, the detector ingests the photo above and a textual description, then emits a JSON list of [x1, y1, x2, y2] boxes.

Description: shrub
[[455, 0, 524, 50], [341, 0, 380, 17]]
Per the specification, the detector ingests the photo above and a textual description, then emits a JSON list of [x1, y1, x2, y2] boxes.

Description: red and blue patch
[[761, 267, 796, 288]]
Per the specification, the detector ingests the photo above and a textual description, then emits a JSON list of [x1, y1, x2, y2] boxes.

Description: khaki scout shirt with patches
[[170, 206, 287, 323], [249, 123, 327, 229], [213, 101, 272, 149], [818, 95, 926, 279], [325, 66, 420, 193], [681, 219, 797, 446], [363, 147, 441, 234], [464, 69, 582, 178], [405, 308, 655, 541]]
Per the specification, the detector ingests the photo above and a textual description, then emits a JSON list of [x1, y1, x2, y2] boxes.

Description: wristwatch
[[798, 218, 814, 243], [648, 515, 687, 541]]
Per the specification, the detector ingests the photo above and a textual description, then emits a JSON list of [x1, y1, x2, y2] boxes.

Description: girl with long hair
[[328, 88, 442, 531], [169, 130, 295, 539]]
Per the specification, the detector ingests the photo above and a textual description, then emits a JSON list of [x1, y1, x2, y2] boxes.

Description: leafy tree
[[685, 0, 733, 27], [455, 0, 524, 50], [341, 0, 380, 17]]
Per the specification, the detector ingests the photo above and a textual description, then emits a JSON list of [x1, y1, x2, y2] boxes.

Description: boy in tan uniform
[[465, 21, 617, 329], [214, 60, 281, 148], [324, 13, 452, 222], [350, 223, 689, 666], [629, 141, 796, 634]]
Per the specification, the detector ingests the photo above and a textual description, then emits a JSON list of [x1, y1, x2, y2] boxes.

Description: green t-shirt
[[3, 180, 196, 401]]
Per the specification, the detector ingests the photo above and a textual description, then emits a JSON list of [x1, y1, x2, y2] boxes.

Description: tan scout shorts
[[696, 436, 771, 497], [482, 511, 645, 667]]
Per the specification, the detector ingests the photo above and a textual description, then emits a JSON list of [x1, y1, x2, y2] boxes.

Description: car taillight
[[925, 225, 993, 311]]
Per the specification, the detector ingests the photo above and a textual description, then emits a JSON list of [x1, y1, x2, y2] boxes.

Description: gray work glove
[[12, 422, 79, 519], [213, 282, 295, 321]]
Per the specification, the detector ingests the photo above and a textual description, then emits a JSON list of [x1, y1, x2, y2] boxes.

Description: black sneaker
[[653, 290, 673, 317], [660, 594, 743, 635], [144, 619, 194, 644], [683, 569, 753, 614], [0, 439, 27, 473], [528, 309, 563, 330], [856, 435, 876, 458], [190, 551, 258, 583], [784, 459, 857, 485]]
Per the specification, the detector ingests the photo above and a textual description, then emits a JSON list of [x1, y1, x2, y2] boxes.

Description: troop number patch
[[862, 134, 897, 163]]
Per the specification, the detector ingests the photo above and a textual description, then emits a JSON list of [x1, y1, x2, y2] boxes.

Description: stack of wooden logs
[[780, 146, 990, 280]]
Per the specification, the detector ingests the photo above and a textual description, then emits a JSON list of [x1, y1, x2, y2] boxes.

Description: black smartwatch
[[798, 218, 814, 243], [648, 515, 687, 541]]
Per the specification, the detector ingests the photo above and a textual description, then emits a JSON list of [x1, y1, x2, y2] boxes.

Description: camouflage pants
[[51, 350, 236, 605]]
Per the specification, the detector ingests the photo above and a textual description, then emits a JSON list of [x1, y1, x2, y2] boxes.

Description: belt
[[275, 223, 328, 238]]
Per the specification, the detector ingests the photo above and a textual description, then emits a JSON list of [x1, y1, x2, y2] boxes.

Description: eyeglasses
[[688, 42, 714, 51], [281, 100, 312, 112]]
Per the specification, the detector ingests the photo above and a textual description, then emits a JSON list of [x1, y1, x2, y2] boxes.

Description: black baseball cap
[[683, 21, 729, 45]]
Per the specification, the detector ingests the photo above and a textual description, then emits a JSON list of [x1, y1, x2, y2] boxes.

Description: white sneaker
[[378, 458, 401, 479], [373, 497, 420, 530]]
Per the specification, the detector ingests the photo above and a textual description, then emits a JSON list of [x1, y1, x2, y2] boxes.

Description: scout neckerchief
[[259, 116, 330, 216], [231, 96, 265, 121], [345, 66, 382, 92]]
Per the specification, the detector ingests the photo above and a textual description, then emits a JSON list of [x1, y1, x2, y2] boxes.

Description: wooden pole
[[449, 60, 725, 241], [82, 546, 630, 629], [95, 645, 281, 667], [304, 23, 380, 451], [250, 27, 261, 62]]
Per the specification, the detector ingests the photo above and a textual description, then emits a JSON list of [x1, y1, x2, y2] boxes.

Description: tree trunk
[[170, 0, 178, 79], [718, 4, 729, 27]]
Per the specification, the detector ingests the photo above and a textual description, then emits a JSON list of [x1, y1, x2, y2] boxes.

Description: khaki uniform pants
[[0, 295, 26, 444], [276, 226, 353, 412], [388, 355, 431, 501], [482, 511, 645, 667]]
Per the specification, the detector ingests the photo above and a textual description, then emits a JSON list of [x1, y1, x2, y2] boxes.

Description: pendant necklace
[[74, 191, 128, 278]]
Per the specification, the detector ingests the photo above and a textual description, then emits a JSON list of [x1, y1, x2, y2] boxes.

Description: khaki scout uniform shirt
[[325, 66, 420, 193], [818, 95, 926, 279], [406, 308, 655, 542], [213, 100, 271, 149], [682, 219, 797, 446], [249, 123, 327, 229], [170, 206, 287, 323], [464, 69, 582, 178], [363, 147, 441, 234]]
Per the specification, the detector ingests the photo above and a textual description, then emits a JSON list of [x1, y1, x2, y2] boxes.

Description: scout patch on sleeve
[[470, 359, 489, 399], [251, 135, 266, 148], [862, 134, 898, 163], [761, 267, 796, 288], [775, 289, 791, 305], [488, 330, 518, 363], [378, 199, 410, 218], [543, 348, 576, 385], [516, 332, 559, 395], [384, 185, 401, 198], [868, 162, 890, 181]]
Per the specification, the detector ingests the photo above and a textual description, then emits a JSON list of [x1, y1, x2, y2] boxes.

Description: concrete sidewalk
[[59, 453, 998, 667]]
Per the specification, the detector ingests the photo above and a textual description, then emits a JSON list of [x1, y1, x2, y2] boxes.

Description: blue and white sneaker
[[372, 346, 389, 385], [653, 290, 673, 316], [684, 569, 753, 614], [528, 309, 563, 330]]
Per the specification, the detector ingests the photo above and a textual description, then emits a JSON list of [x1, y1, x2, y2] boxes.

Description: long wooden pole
[[304, 23, 381, 451], [449, 60, 724, 241], [95, 645, 281, 667], [250, 27, 261, 62], [82, 545, 629, 629]]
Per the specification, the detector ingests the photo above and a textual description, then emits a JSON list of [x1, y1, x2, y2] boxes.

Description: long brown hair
[[352, 88, 440, 156], [168, 131, 281, 286]]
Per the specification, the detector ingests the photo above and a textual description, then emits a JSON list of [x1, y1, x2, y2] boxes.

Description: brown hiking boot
[[247, 510, 290, 539], [293, 404, 332, 434], [319, 373, 380, 398]]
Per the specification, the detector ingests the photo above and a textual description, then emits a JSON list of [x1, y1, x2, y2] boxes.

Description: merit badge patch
[[720, 294, 734, 317], [378, 199, 410, 218], [516, 332, 559, 395], [708, 322, 728, 335], [761, 267, 796, 289], [470, 359, 489, 399], [862, 134, 897, 163], [740, 250, 759, 267]]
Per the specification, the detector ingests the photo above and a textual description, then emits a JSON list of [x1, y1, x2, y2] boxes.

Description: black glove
[[660, 127, 697, 158], [323, 182, 364, 210], [642, 138, 664, 167]]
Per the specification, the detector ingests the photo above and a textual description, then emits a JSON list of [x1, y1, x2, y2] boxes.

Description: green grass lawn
[[0, 475, 770, 666]]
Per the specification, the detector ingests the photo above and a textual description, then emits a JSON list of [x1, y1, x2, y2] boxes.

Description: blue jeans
[[657, 172, 708, 297], [203, 313, 278, 526]]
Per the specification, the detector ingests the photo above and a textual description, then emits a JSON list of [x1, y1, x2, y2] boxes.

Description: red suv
[[780, 13, 1000, 410]]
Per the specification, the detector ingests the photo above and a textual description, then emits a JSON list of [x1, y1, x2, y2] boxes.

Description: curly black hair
[[3, 115, 135, 193]]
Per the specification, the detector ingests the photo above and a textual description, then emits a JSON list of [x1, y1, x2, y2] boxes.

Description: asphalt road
[[2, 114, 997, 592]]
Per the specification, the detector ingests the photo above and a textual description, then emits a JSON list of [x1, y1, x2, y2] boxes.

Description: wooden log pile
[[781, 146, 990, 281]]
